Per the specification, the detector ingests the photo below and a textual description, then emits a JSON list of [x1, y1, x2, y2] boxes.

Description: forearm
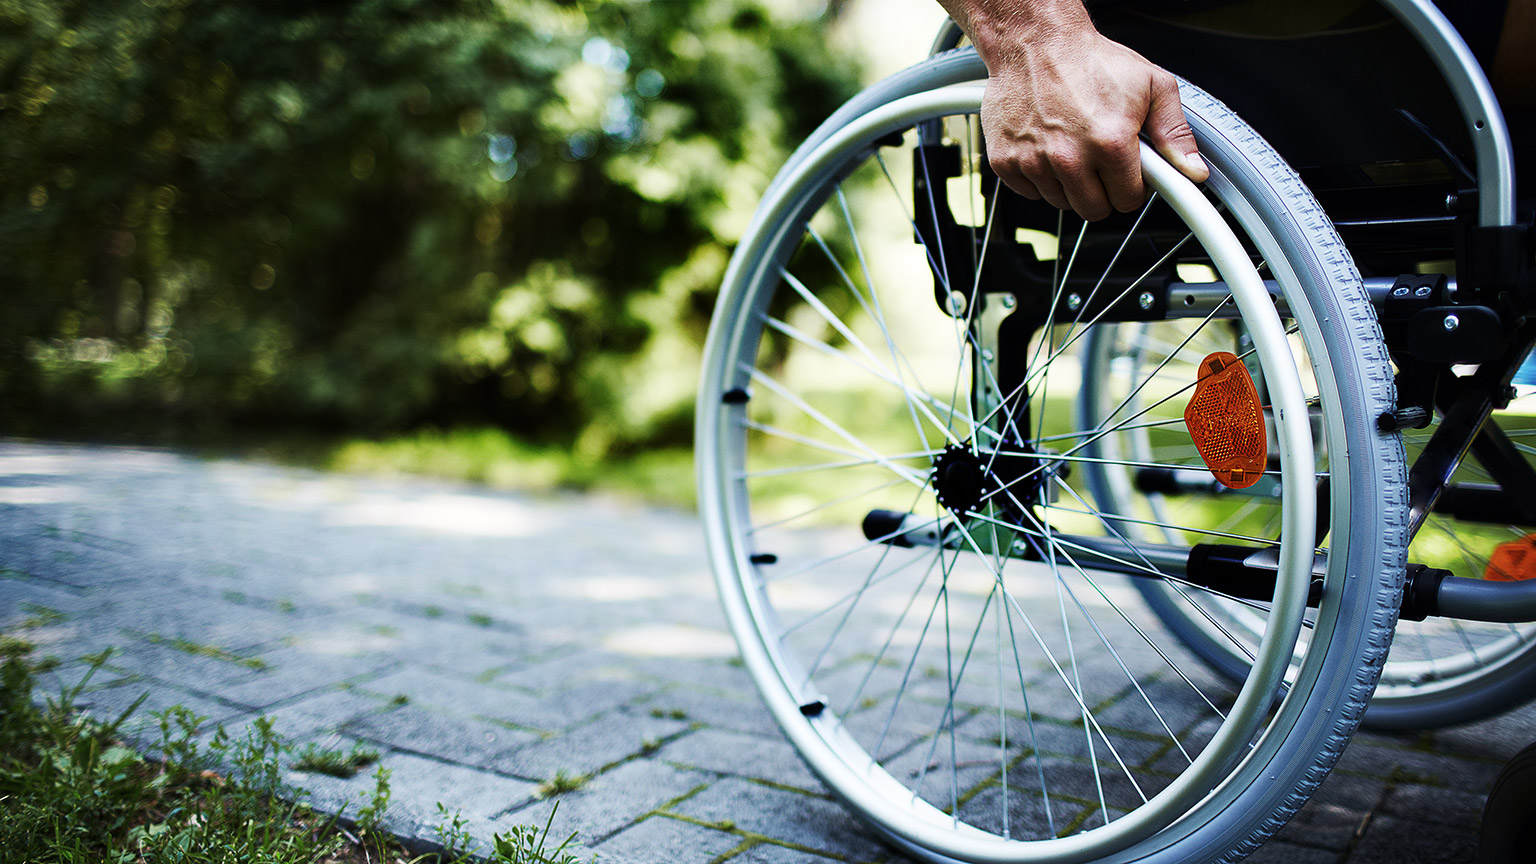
[[935, 0, 1097, 70]]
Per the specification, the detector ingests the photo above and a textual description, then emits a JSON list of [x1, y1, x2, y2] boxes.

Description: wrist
[[962, 0, 1098, 70]]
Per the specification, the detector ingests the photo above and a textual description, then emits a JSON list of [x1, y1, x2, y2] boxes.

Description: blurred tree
[[0, 0, 860, 452]]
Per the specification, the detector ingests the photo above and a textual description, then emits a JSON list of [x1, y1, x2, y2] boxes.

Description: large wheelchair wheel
[[696, 55, 1405, 863]]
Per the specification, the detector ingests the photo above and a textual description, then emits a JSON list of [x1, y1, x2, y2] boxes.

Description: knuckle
[[1017, 153, 1053, 182], [1044, 149, 1084, 178], [1167, 123, 1198, 146], [1086, 122, 1139, 162], [1099, 134, 1139, 164], [1112, 190, 1145, 213]]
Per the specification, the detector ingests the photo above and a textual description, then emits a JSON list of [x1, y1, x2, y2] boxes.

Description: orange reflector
[[1184, 352, 1267, 490], [1486, 534, 1536, 581]]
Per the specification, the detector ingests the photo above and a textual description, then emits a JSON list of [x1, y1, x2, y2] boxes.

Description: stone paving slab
[[3, 439, 1533, 863]]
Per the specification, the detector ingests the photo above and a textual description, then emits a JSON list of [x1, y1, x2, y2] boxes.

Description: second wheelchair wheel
[[1131, 393, 1536, 731], [697, 58, 1405, 863], [1370, 395, 1536, 729]]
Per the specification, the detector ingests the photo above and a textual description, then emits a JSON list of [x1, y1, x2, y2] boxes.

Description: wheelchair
[[695, 1, 1536, 860]]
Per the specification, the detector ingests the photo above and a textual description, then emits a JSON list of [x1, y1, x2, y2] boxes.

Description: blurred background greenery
[[0, 0, 944, 504]]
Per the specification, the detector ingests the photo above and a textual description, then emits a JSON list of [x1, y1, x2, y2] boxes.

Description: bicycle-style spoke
[[944, 517, 1152, 811], [745, 367, 932, 490], [750, 477, 911, 534]]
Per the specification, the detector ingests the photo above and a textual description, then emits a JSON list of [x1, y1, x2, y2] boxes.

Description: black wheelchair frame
[[926, 0, 1536, 625]]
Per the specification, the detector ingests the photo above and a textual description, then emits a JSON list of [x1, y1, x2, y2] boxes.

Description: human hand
[[976, 27, 1208, 221]]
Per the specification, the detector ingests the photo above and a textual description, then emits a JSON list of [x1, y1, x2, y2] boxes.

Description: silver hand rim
[[697, 82, 1316, 862]]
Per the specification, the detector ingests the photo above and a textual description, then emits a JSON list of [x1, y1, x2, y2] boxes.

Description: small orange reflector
[[1486, 535, 1536, 581], [1184, 352, 1267, 490]]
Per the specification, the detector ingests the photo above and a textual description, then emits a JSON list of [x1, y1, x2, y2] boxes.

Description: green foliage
[[0, 639, 595, 863], [486, 802, 585, 864], [327, 425, 697, 507], [0, 0, 861, 452], [0, 647, 344, 863], [434, 800, 590, 864], [142, 631, 269, 669], [355, 763, 394, 858], [435, 802, 477, 860]]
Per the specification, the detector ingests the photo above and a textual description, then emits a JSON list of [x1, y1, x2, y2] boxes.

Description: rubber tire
[[1478, 742, 1536, 864], [698, 51, 1406, 863]]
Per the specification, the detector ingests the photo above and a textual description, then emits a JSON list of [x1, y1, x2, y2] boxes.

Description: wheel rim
[[698, 84, 1322, 862]]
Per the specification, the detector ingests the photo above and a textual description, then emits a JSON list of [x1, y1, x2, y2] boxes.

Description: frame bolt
[[1414, 286, 1433, 298], [1000, 294, 1016, 309], [1442, 314, 1459, 332], [1138, 291, 1155, 310], [1391, 285, 1410, 297]]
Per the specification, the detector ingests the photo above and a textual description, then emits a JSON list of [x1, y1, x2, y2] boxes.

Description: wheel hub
[[931, 444, 994, 515], [932, 441, 1067, 517]]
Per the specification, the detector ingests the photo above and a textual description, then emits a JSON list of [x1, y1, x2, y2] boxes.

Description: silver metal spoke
[[783, 538, 937, 637], [1092, 297, 1235, 435], [818, 194, 937, 455], [765, 513, 946, 585], [872, 541, 959, 762], [840, 543, 947, 717], [1047, 475, 1259, 680], [745, 366, 931, 490], [743, 419, 936, 473], [1034, 502, 1285, 548], [802, 485, 942, 680], [749, 477, 910, 534], [944, 515, 1149, 811], [966, 507, 1286, 621]]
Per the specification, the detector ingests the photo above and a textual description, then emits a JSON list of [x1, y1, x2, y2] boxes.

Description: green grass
[[535, 769, 589, 799], [0, 638, 590, 863], [323, 427, 697, 511], [291, 741, 380, 779], [142, 632, 269, 671]]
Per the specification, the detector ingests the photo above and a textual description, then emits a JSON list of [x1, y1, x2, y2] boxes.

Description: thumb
[[1145, 74, 1208, 183]]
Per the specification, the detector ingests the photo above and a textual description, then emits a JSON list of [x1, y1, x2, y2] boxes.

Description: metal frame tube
[[1437, 575, 1536, 623], [1359, 0, 1514, 227]]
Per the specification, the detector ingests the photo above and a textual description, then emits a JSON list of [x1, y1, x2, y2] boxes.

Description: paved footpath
[[2, 439, 1531, 863]]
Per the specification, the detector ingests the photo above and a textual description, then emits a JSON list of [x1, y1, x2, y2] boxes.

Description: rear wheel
[[697, 59, 1404, 863]]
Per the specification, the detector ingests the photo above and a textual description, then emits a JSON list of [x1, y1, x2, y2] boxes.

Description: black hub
[[932, 440, 1067, 517], [932, 444, 995, 515]]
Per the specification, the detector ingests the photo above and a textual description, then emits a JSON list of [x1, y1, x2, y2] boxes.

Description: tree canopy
[[0, 0, 861, 453]]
